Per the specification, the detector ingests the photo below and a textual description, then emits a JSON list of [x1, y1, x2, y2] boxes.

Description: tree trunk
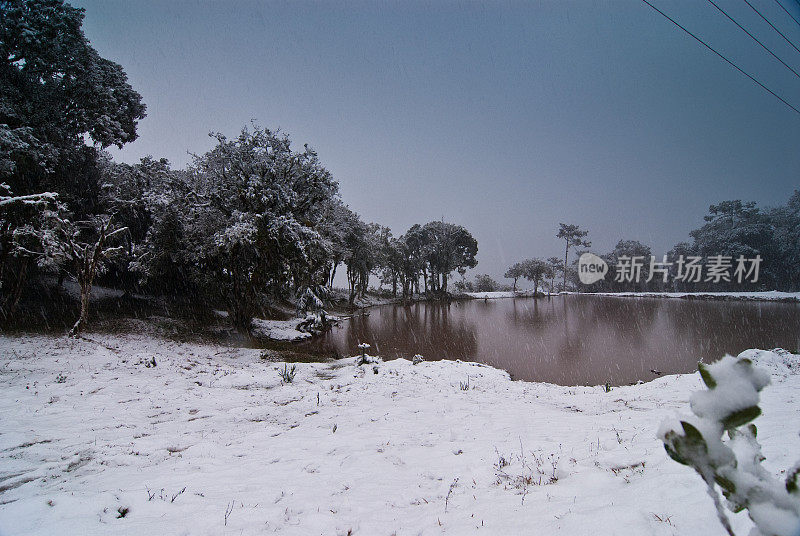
[[70, 283, 91, 336], [563, 240, 569, 292], [330, 263, 338, 287], [6, 259, 28, 319], [347, 268, 357, 306], [231, 304, 252, 334]]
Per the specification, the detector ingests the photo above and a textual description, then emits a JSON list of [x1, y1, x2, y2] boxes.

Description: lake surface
[[301, 295, 800, 385]]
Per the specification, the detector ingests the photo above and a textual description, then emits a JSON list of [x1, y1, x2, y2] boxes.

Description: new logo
[[578, 253, 608, 284]]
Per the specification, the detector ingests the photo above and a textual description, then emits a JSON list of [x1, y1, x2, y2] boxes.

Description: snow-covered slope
[[0, 334, 797, 535]]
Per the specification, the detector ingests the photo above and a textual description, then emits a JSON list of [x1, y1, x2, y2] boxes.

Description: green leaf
[[681, 421, 705, 445], [698, 362, 716, 389], [663, 442, 687, 465], [662, 422, 709, 467], [721, 406, 761, 429], [715, 475, 736, 495], [787, 466, 800, 494]]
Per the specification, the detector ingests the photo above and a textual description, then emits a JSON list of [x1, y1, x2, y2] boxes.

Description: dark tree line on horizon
[[0, 0, 478, 334], [501, 196, 800, 294], [581, 196, 800, 293]]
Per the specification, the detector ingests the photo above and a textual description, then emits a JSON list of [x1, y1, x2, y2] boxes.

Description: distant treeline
[[587, 196, 800, 293], [501, 195, 800, 294], [0, 0, 478, 333]]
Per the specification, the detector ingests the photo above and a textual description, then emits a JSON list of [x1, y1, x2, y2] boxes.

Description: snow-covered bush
[[412, 354, 424, 365], [278, 364, 297, 384], [297, 287, 324, 315], [356, 342, 371, 365], [297, 312, 330, 334], [355, 343, 382, 366], [659, 356, 800, 536]]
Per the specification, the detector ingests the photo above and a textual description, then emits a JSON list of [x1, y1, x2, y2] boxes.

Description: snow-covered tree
[[522, 258, 550, 294], [504, 258, 551, 294], [316, 198, 353, 287], [400, 224, 429, 294], [504, 262, 526, 292], [769, 191, 800, 291], [597, 239, 652, 292], [45, 213, 128, 335], [421, 221, 478, 294], [0, 182, 58, 316], [546, 256, 563, 295], [1, 0, 145, 191], [688, 201, 777, 291], [138, 126, 340, 330], [343, 217, 382, 305], [474, 273, 498, 292], [1, 0, 145, 317], [556, 223, 590, 292], [379, 236, 405, 297]]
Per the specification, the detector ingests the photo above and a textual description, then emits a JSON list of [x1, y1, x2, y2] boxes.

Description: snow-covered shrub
[[659, 356, 800, 536], [357, 343, 371, 365], [297, 311, 331, 335], [278, 364, 297, 384], [297, 287, 324, 315], [412, 354, 424, 365]]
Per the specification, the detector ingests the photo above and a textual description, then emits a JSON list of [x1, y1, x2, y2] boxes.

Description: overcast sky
[[72, 0, 800, 282]]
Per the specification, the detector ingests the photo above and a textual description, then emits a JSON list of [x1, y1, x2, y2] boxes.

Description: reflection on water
[[301, 296, 800, 386]]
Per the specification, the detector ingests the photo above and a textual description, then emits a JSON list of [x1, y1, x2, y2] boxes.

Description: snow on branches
[[45, 213, 129, 335], [659, 356, 800, 536]]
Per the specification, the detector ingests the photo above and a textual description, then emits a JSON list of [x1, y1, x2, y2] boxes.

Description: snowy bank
[[246, 313, 338, 342], [0, 334, 797, 535], [465, 290, 539, 299], [249, 318, 314, 342], [577, 291, 800, 302]]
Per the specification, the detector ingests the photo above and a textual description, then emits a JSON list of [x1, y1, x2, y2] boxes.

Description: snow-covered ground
[[465, 290, 539, 299], [249, 318, 314, 342], [579, 291, 800, 302], [0, 334, 798, 536]]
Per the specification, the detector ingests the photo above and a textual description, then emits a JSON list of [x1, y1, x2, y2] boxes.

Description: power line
[[640, 0, 800, 116], [742, 0, 800, 55], [707, 0, 800, 79], [773, 0, 800, 28]]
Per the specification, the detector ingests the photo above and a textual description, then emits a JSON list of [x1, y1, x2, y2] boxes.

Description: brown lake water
[[301, 295, 800, 386]]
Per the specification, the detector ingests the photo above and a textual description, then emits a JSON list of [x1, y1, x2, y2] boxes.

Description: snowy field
[[0, 334, 798, 536]]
